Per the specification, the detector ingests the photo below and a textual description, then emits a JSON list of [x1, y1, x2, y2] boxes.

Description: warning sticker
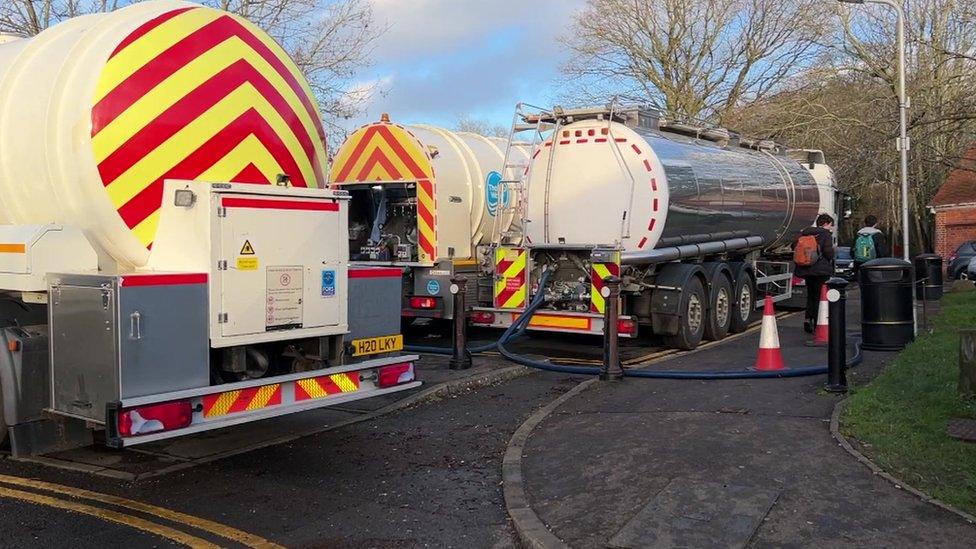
[[237, 257, 259, 271], [266, 266, 303, 329], [240, 240, 255, 255]]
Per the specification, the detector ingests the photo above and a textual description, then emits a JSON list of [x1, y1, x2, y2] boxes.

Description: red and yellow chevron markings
[[202, 384, 283, 418], [590, 257, 621, 314], [329, 119, 437, 263], [294, 372, 361, 401], [494, 247, 527, 309], [91, 6, 327, 248]]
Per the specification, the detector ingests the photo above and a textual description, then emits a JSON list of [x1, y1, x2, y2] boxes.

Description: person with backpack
[[794, 213, 836, 333], [853, 215, 889, 275]]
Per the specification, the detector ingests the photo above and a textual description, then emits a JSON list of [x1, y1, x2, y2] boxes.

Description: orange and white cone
[[808, 285, 829, 347], [753, 295, 786, 371]]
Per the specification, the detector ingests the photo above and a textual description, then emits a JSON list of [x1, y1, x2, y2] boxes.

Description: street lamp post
[[838, 0, 910, 262]]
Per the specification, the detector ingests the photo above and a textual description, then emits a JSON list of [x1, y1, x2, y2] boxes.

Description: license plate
[[351, 335, 403, 357]]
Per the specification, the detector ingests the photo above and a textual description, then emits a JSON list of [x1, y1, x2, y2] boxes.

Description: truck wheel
[[704, 275, 732, 341], [729, 273, 755, 334], [664, 277, 706, 350]]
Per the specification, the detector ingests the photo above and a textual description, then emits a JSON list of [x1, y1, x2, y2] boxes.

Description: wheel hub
[[739, 285, 752, 321], [716, 288, 730, 327], [688, 294, 703, 333]]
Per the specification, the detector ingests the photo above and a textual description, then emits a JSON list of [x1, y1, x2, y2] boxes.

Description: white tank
[[0, 1, 328, 269], [525, 115, 823, 254], [330, 116, 528, 264]]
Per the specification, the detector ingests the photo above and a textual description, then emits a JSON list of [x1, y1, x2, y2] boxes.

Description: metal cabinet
[[49, 274, 209, 422]]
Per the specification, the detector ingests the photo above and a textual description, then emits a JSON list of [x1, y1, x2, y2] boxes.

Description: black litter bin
[[914, 253, 943, 300], [860, 258, 915, 351]]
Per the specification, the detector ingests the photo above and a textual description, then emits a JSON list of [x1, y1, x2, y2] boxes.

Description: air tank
[[0, 0, 327, 269], [329, 116, 528, 264], [525, 113, 823, 254]]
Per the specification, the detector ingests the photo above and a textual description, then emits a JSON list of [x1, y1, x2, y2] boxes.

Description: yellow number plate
[[352, 335, 403, 357]]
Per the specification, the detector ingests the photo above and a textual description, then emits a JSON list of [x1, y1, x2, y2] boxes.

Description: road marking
[[0, 474, 282, 548], [0, 485, 219, 548]]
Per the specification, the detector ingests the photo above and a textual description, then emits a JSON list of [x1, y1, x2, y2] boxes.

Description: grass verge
[[842, 289, 976, 515]]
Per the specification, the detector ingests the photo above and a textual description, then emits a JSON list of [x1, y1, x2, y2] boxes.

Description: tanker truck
[[470, 104, 848, 349], [0, 1, 418, 456], [329, 115, 531, 321]]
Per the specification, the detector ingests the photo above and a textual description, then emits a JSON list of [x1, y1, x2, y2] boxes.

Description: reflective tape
[[494, 247, 527, 309]]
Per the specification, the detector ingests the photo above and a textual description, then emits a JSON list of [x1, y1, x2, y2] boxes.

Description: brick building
[[931, 148, 976, 262]]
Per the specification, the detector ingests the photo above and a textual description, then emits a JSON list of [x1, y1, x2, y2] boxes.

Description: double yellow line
[[0, 474, 282, 548]]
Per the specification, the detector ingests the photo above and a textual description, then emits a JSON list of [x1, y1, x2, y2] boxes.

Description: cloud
[[369, 0, 578, 61], [342, 0, 586, 131]]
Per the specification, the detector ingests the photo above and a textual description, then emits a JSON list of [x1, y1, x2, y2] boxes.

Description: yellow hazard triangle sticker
[[240, 240, 255, 255]]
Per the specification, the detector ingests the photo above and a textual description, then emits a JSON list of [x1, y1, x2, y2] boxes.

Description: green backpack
[[854, 233, 877, 262]]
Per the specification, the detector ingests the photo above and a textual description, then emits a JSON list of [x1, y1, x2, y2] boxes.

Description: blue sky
[[343, 0, 587, 131]]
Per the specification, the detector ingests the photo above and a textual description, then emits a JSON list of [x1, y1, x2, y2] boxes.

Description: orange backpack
[[794, 235, 820, 267]]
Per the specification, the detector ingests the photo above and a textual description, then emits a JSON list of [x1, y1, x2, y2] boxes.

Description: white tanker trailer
[[0, 1, 418, 456], [329, 115, 530, 321], [471, 105, 848, 349]]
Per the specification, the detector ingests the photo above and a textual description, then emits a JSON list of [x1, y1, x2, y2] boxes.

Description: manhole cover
[[947, 418, 976, 443]]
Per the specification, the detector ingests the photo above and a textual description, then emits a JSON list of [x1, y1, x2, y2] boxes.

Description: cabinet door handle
[[129, 311, 142, 340]]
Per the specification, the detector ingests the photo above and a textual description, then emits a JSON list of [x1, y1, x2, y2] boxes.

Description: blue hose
[[405, 270, 554, 356], [410, 268, 865, 381], [498, 326, 865, 380]]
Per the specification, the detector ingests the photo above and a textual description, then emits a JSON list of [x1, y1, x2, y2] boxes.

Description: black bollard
[[825, 277, 849, 393], [449, 277, 472, 370], [600, 275, 624, 381]]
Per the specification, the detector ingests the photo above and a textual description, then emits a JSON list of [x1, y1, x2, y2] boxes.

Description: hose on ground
[[499, 331, 864, 379], [410, 268, 865, 381]]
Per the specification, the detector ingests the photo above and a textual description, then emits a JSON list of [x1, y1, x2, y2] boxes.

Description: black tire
[[729, 273, 756, 334], [0, 391, 7, 451], [664, 277, 706, 350], [704, 275, 733, 341]]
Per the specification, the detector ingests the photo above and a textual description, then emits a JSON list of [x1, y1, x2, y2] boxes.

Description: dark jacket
[[854, 226, 889, 262], [794, 226, 835, 277]]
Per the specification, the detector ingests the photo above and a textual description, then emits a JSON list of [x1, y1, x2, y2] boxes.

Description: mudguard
[[650, 263, 706, 336]]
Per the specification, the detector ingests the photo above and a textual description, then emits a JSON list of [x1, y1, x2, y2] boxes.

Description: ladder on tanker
[[489, 103, 558, 245]]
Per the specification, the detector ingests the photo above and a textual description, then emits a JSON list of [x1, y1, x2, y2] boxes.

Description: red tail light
[[377, 362, 415, 388], [469, 311, 496, 324], [118, 400, 192, 437], [409, 296, 437, 309], [617, 318, 637, 336]]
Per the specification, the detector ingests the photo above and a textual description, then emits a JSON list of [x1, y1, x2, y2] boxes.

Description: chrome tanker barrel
[[523, 110, 822, 259]]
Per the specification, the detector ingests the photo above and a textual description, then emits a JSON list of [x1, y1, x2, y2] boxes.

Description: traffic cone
[[808, 285, 829, 347], [753, 295, 786, 371]]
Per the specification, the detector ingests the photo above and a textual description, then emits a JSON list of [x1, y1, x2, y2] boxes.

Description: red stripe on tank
[[109, 7, 194, 58], [92, 15, 323, 141], [96, 60, 317, 186], [114, 109, 304, 232]]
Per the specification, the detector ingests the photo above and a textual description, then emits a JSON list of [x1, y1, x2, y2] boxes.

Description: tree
[[454, 115, 510, 138], [561, 0, 830, 123], [0, 0, 382, 130], [729, 1, 976, 251]]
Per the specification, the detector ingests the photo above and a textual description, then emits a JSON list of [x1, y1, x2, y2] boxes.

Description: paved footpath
[[519, 299, 976, 548]]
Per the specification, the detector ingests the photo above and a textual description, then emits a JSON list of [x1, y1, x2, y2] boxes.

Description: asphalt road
[[0, 367, 585, 548], [0, 305, 799, 548]]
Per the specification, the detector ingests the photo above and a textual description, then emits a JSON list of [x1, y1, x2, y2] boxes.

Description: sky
[[343, 0, 587, 132]]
